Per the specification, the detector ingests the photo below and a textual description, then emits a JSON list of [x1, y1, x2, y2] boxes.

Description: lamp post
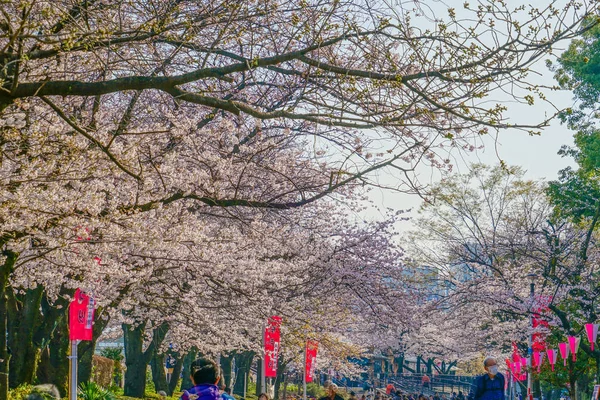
[[526, 273, 537, 400]]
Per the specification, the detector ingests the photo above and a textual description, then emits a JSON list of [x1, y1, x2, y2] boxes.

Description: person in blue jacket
[[468, 357, 505, 400]]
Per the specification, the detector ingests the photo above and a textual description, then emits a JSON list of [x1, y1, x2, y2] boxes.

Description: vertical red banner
[[69, 288, 95, 341], [532, 295, 552, 354], [264, 316, 282, 378], [511, 342, 526, 381], [305, 340, 319, 383]]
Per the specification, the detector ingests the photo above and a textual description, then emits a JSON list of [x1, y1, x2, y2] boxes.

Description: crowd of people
[[177, 356, 504, 400], [356, 387, 466, 400], [17, 355, 504, 400]]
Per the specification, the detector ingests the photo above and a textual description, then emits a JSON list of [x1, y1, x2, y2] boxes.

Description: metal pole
[[508, 370, 513, 400], [261, 323, 266, 395], [69, 340, 78, 400], [244, 372, 247, 399], [303, 343, 308, 400], [527, 281, 534, 400]]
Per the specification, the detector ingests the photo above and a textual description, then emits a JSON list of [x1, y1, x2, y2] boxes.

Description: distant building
[[95, 336, 124, 354]]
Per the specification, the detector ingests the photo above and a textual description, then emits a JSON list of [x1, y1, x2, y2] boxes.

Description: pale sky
[[365, 0, 580, 228]]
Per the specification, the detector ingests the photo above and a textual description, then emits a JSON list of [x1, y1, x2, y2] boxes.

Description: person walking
[[387, 384, 396, 396], [421, 375, 431, 390], [180, 357, 221, 400], [219, 384, 235, 400], [318, 384, 344, 400], [468, 357, 505, 400]]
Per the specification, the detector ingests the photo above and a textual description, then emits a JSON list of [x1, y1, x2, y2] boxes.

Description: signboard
[[305, 340, 319, 383], [264, 316, 282, 378], [69, 288, 95, 341]]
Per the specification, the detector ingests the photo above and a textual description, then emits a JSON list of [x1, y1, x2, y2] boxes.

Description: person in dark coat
[[468, 357, 505, 400], [319, 383, 344, 400]]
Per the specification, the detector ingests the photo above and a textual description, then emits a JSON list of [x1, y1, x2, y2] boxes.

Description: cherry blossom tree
[[1, 1, 599, 398], [405, 164, 600, 400]]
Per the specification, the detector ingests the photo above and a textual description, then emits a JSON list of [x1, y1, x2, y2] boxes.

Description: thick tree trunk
[[150, 352, 168, 394], [123, 323, 148, 398], [395, 354, 405, 375], [78, 310, 110, 384], [274, 357, 287, 400], [168, 354, 184, 395], [233, 351, 255, 397], [123, 322, 169, 398], [0, 251, 17, 400], [281, 374, 288, 400], [181, 348, 198, 391], [36, 310, 70, 397], [221, 353, 234, 390], [8, 286, 43, 388], [256, 358, 263, 396]]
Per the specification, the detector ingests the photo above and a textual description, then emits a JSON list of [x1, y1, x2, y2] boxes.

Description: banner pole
[[69, 340, 78, 400], [261, 322, 266, 395], [303, 342, 307, 400]]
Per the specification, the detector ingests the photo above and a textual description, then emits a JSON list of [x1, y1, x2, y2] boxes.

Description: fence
[[388, 373, 475, 396]]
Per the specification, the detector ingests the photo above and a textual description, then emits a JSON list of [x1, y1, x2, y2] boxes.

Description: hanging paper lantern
[[532, 351, 545, 372], [559, 342, 570, 366], [586, 324, 599, 351], [547, 349, 557, 371], [568, 336, 580, 362], [520, 356, 527, 368], [515, 362, 521, 374]]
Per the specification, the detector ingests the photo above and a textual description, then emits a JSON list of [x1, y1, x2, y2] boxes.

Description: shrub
[[9, 384, 60, 400], [306, 383, 326, 398], [79, 381, 116, 400], [9, 385, 35, 400], [100, 347, 124, 387]]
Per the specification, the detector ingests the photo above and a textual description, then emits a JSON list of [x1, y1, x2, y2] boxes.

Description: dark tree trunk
[[8, 286, 44, 388], [221, 353, 234, 390], [150, 352, 168, 394], [533, 376, 541, 400], [36, 309, 70, 397], [281, 374, 288, 400], [0, 251, 17, 400], [181, 348, 198, 391], [395, 354, 405, 375], [596, 354, 600, 385], [78, 309, 110, 384], [233, 352, 255, 397], [123, 322, 169, 398], [426, 358, 433, 375], [168, 354, 184, 395], [123, 323, 147, 398], [274, 356, 287, 400], [256, 358, 263, 396]]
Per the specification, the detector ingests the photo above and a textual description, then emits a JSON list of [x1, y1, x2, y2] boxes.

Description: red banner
[[69, 288, 95, 341], [511, 342, 526, 381], [532, 295, 553, 354], [264, 316, 282, 378], [305, 340, 319, 383]]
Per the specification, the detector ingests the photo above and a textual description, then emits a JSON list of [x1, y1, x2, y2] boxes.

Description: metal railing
[[387, 373, 475, 396]]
